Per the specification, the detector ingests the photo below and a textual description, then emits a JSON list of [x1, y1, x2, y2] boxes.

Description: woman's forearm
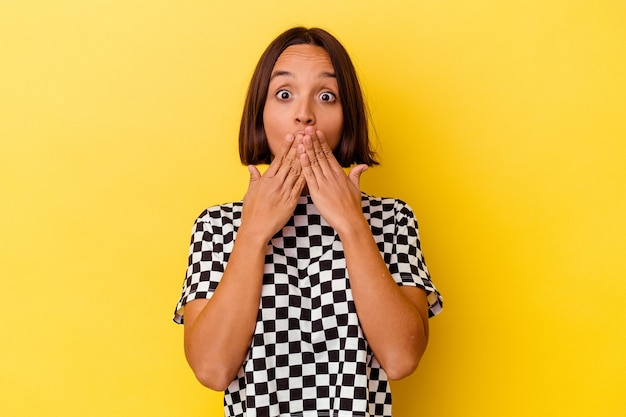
[[338, 217, 430, 380], [183, 227, 268, 390]]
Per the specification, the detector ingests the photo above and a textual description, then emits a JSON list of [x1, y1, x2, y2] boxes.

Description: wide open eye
[[276, 89, 292, 100], [319, 91, 337, 102]]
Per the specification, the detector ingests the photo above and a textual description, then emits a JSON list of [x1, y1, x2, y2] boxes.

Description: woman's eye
[[276, 90, 291, 100], [319, 92, 336, 102]]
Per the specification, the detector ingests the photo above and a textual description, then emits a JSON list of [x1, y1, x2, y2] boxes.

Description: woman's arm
[[338, 218, 430, 380], [183, 228, 267, 391], [183, 135, 306, 391], [298, 127, 430, 379]]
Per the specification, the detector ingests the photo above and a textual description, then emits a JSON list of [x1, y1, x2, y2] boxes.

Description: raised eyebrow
[[269, 70, 337, 80], [269, 70, 293, 80]]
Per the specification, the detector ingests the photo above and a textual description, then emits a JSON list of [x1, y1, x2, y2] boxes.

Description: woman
[[174, 27, 442, 417]]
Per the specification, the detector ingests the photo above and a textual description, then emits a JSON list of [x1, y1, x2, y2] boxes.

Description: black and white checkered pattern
[[174, 193, 443, 417]]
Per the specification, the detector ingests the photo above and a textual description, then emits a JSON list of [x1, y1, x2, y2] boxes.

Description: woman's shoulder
[[360, 192, 414, 214], [194, 200, 243, 224]]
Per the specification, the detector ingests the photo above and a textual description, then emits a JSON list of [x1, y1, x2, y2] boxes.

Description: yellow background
[[1, 1, 625, 416]]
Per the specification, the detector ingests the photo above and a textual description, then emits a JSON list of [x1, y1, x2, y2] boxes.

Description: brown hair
[[239, 27, 378, 167]]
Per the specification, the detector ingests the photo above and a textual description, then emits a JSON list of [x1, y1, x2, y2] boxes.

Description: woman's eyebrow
[[269, 70, 337, 80], [270, 70, 294, 80], [319, 71, 337, 79]]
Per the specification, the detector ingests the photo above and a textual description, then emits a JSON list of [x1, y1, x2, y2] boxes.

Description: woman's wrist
[[236, 222, 274, 248], [335, 213, 371, 242]]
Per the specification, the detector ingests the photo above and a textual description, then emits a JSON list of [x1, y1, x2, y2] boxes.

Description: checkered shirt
[[174, 193, 443, 417]]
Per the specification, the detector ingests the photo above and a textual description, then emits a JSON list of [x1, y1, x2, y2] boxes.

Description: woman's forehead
[[273, 44, 334, 70]]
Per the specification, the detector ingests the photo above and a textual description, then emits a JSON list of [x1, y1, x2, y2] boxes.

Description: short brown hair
[[239, 27, 378, 167]]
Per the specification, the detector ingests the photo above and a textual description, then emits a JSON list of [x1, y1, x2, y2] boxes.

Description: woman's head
[[239, 27, 378, 167]]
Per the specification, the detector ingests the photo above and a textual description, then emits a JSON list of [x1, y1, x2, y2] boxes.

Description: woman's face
[[263, 44, 344, 157]]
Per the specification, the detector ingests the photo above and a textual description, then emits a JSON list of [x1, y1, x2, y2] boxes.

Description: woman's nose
[[295, 100, 315, 125]]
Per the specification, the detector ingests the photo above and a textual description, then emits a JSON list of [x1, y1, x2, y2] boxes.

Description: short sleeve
[[386, 200, 443, 317], [172, 210, 228, 324]]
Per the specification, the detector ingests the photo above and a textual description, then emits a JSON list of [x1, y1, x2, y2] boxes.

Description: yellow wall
[[1, 1, 625, 416]]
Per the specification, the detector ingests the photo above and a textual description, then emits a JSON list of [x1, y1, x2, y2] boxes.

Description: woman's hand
[[242, 134, 306, 241], [297, 126, 369, 235]]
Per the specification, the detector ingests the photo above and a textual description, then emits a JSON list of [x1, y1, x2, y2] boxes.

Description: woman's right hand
[[241, 134, 306, 241]]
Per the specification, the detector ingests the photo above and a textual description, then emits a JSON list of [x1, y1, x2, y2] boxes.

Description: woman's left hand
[[297, 126, 369, 235]]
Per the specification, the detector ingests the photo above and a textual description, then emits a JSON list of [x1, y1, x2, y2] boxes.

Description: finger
[[306, 127, 331, 174], [302, 126, 328, 174], [248, 165, 261, 183], [299, 147, 319, 191], [275, 134, 302, 182], [244, 165, 261, 198], [348, 164, 368, 190], [306, 127, 342, 179], [290, 169, 307, 200], [282, 155, 303, 192], [300, 131, 325, 182], [314, 128, 343, 172], [265, 134, 296, 177]]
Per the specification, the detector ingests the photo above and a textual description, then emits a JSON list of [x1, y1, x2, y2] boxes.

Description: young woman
[[173, 27, 443, 417]]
